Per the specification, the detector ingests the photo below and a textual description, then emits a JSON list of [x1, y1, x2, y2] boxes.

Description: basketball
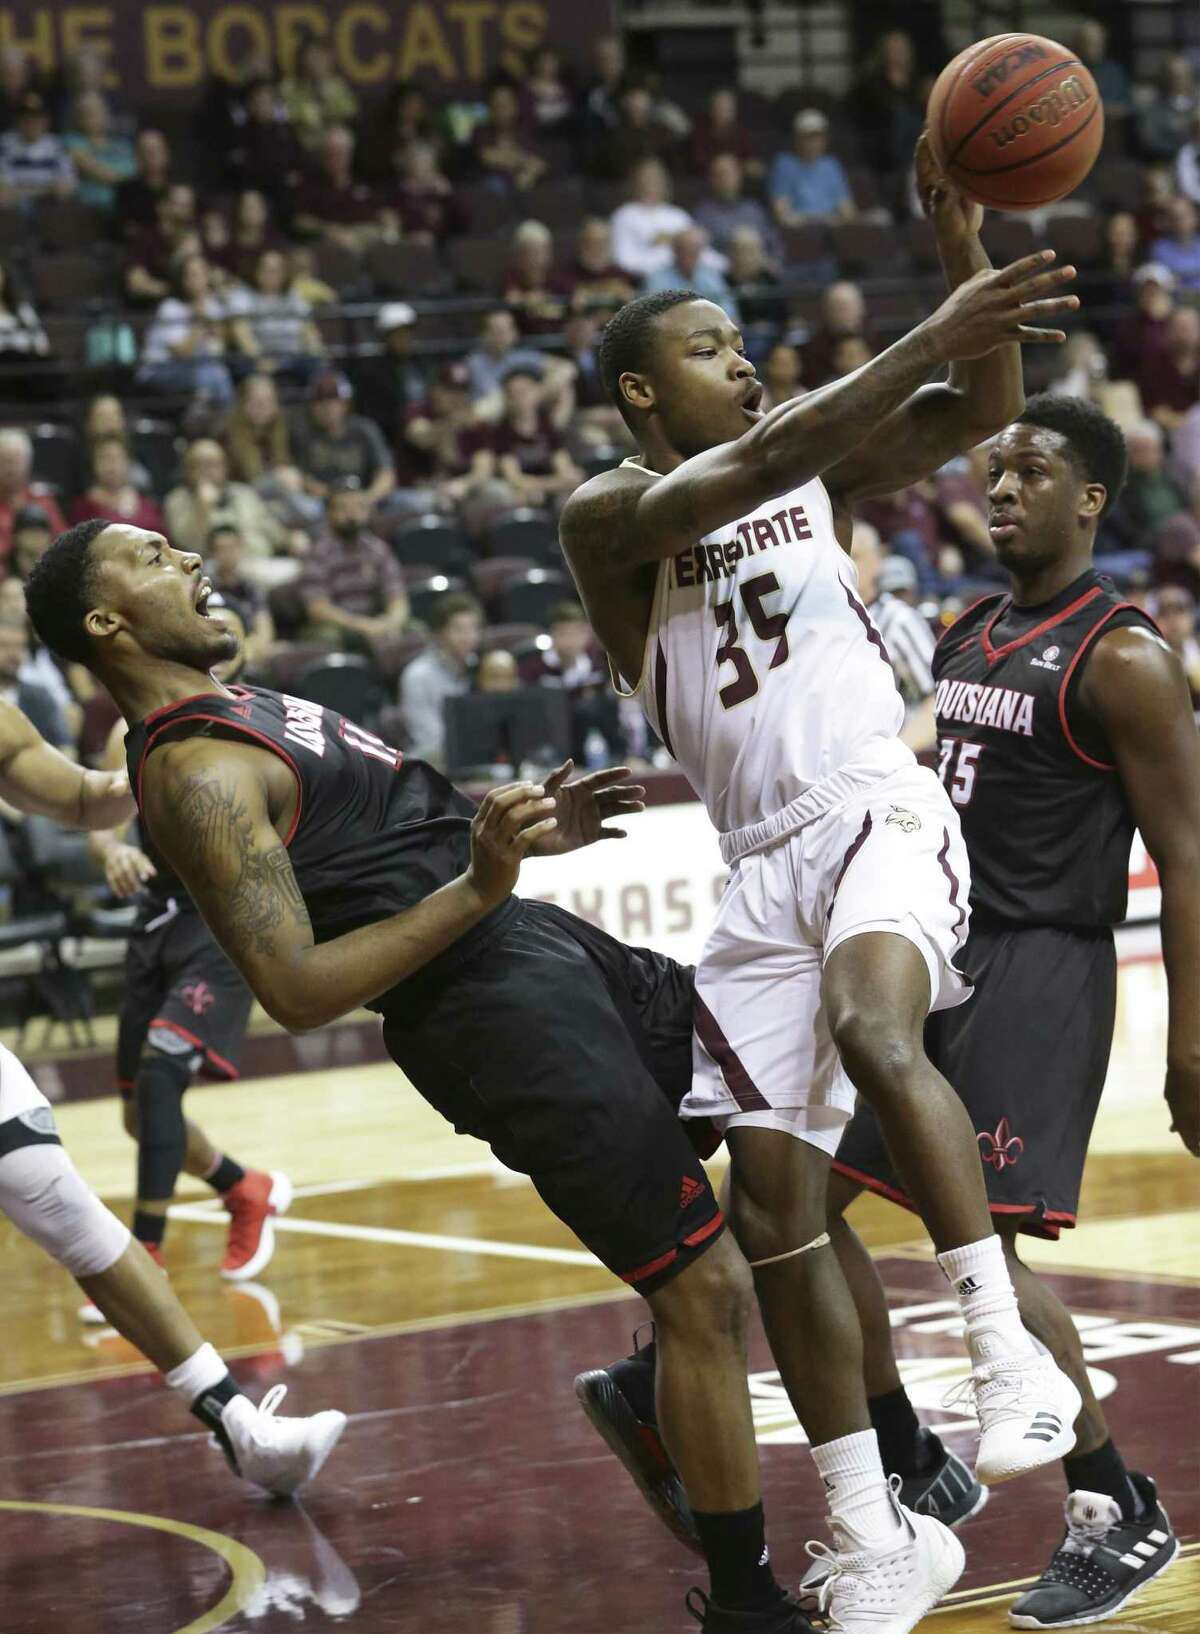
[[926, 33, 1104, 211]]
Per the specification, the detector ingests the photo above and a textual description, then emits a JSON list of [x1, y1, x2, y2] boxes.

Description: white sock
[[812, 1430, 905, 1553], [937, 1235, 1037, 1366], [164, 1341, 228, 1403]]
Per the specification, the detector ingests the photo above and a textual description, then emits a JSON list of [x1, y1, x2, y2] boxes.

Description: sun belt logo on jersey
[[977, 1117, 1024, 1171], [885, 805, 921, 833], [1030, 644, 1063, 672]]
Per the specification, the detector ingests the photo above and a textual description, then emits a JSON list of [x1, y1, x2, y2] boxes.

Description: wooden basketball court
[[1, 955, 1197, 1633]]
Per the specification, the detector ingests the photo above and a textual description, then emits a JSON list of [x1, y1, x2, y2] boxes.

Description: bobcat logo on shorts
[[977, 1117, 1024, 1171], [885, 805, 922, 833], [181, 981, 214, 1016]]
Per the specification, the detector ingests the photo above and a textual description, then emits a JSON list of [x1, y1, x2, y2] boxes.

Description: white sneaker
[[946, 1347, 1082, 1485], [804, 1486, 965, 1633], [220, 1384, 346, 1496]]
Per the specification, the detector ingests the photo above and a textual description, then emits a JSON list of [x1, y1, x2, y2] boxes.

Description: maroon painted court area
[[1, 1260, 1197, 1634]]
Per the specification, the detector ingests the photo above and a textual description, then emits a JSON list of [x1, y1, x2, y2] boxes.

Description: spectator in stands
[[280, 33, 357, 151], [826, 334, 874, 380], [504, 220, 569, 335], [727, 226, 783, 330], [1150, 586, 1200, 709], [124, 183, 199, 305], [592, 80, 677, 180], [230, 248, 324, 384], [478, 648, 520, 692], [696, 153, 783, 263], [800, 279, 869, 383], [1138, 56, 1197, 162], [0, 259, 47, 359], [688, 86, 759, 177], [399, 359, 477, 487], [1116, 420, 1190, 538], [400, 592, 483, 767], [395, 140, 464, 243], [609, 158, 694, 278], [0, 613, 69, 747], [165, 437, 289, 561], [464, 308, 545, 403], [1074, 20, 1131, 113], [527, 48, 573, 134], [138, 252, 252, 404], [851, 525, 937, 751], [1138, 306, 1200, 432], [298, 479, 409, 652], [68, 435, 164, 531], [9, 503, 52, 580], [354, 303, 426, 443], [490, 366, 584, 509], [224, 373, 313, 531], [522, 598, 626, 762], [293, 125, 396, 252], [291, 369, 396, 508], [205, 523, 274, 671], [73, 395, 152, 497], [216, 189, 282, 286], [0, 575, 85, 741], [857, 481, 943, 587], [579, 33, 627, 149], [0, 48, 38, 132], [1137, 165, 1177, 248], [0, 428, 64, 567], [473, 81, 546, 193], [643, 226, 740, 321], [225, 78, 306, 205], [933, 446, 996, 572], [1178, 110, 1200, 206], [769, 109, 854, 227], [0, 91, 74, 205], [287, 245, 335, 306], [760, 342, 804, 409], [852, 31, 923, 197], [564, 217, 635, 314], [1113, 263, 1175, 381], [63, 91, 133, 210], [1088, 212, 1141, 338], [1150, 196, 1200, 292], [114, 127, 171, 234]]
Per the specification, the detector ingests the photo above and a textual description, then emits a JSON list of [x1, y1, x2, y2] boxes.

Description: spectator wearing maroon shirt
[[399, 360, 478, 488], [473, 81, 545, 192], [114, 128, 172, 236], [68, 435, 164, 532], [504, 220, 569, 336], [215, 189, 284, 286], [799, 280, 871, 385], [490, 366, 583, 508], [395, 140, 465, 243], [688, 87, 760, 177], [224, 78, 306, 207], [0, 429, 64, 569], [591, 80, 676, 181], [124, 182, 198, 305], [1112, 263, 1176, 384], [1138, 306, 1200, 433], [563, 217, 635, 316], [293, 126, 397, 251], [856, 484, 944, 585], [205, 522, 275, 671], [298, 479, 410, 651]]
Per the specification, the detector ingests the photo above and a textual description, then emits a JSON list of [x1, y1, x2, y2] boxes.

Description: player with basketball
[[560, 136, 1080, 1631], [810, 394, 1198, 1628], [0, 697, 344, 1496], [27, 523, 821, 1633], [83, 592, 290, 1312]]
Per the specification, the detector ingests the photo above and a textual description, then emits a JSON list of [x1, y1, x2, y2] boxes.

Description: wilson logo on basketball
[[970, 41, 1049, 98], [977, 1118, 1024, 1171], [989, 76, 1091, 148]]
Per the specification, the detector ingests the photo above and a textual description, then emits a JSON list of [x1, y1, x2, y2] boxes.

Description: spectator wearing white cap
[[851, 524, 937, 752], [768, 109, 855, 227], [354, 302, 427, 442], [1112, 264, 1176, 383]]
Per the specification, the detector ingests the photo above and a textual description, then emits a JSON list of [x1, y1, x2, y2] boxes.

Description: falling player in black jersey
[[811, 395, 1198, 1628], [25, 517, 817, 1634]]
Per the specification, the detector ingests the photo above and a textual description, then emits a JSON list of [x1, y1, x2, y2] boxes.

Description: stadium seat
[[829, 222, 901, 275], [482, 508, 562, 565], [780, 223, 830, 268], [372, 629, 428, 682], [904, 219, 941, 271], [1088, 159, 1144, 212], [33, 256, 112, 309], [405, 573, 468, 625], [980, 217, 1038, 265], [0, 208, 28, 252], [130, 417, 180, 495], [494, 568, 570, 627], [29, 424, 79, 496], [376, 702, 409, 751], [480, 622, 543, 655], [456, 184, 518, 235], [470, 556, 538, 608], [385, 513, 473, 575], [290, 652, 388, 731], [1045, 215, 1105, 268], [37, 201, 106, 252], [313, 241, 365, 295], [366, 240, 450, 297], [266, 641, 337, 691], [24, 815, 103, 888], [522, 177, 587, 227], [446, 235, 510, 294]]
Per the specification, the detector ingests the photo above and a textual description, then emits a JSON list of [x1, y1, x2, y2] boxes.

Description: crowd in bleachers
[[0, 18, 1198, 806]]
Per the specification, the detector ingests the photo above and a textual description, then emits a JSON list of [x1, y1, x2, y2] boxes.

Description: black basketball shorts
[[116, 903, 254, 1092], [380, 900, 725, 1295], [833, 919, 1118, 1240]]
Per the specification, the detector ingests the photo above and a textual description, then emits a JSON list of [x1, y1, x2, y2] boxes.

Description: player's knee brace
[[135, 1049, 194, 1202], [0, 1146, 130, 1277]]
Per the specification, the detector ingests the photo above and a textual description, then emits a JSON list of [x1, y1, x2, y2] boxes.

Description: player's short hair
[[25, 517, 110, 665], [598, 289, 701, 424], [1015, 393, 1128, 516], [429, 592, 482, 633]]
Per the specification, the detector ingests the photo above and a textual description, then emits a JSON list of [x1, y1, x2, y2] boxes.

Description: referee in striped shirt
[[852, 525, 938, 752]]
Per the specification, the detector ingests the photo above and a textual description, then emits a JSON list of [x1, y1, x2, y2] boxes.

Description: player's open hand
[[466, 781, 559, 907], [928, 250, 1080, 359], [104, 841, 156, 899], [529, 760, 647, 857], [915, 131, 983, 238], [1165, 1063, 1200, 1158]]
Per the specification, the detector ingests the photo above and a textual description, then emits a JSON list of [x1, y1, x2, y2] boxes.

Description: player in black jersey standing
[[26, 517, 819, 1634], [815, 396, 1199, 1628]]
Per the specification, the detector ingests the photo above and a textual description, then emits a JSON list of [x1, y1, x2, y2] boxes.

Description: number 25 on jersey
[[939, 739, 982, 806]]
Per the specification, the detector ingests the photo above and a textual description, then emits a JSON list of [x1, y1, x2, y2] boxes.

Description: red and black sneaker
[[574, 1326, 702, 1556], [220, 1170, 293, 1281]]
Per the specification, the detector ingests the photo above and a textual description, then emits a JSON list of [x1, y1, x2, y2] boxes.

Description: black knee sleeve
[[134, 1050, 193, 1202]]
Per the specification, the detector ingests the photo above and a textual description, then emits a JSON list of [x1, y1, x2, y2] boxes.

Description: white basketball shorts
[[685, 762, 973, 1153]]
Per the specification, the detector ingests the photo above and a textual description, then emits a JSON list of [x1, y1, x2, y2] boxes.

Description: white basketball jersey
[[621, 469, 909, 835]]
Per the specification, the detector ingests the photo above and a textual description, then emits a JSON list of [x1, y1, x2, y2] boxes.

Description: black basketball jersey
[[125, 684, 488, 986], [932, 569, 1156, 928]]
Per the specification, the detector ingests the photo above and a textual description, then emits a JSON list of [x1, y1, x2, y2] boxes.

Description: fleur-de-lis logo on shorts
[[977, 1117, 1024, 1171], [885, 805, 922, 832]]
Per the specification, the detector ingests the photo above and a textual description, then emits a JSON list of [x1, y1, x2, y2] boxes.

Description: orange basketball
[[926, 33, 1104, 211]]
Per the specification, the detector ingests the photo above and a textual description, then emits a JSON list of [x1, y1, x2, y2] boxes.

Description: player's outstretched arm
[[0, 698, 135, 830], [1084, 627, 1200, 1157], [823, 136, 1078, 506], [143, 740, 557, 1032], [561, 251, 1078, 573]]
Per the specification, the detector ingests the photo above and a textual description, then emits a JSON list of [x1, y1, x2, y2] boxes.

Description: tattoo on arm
[[175, 774, 311, 958]]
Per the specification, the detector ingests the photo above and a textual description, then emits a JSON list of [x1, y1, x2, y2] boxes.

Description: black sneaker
[[685, 1588, 816, 1632], [1008, 1474, 1180, 1628], [574, 1331, 702, 1557]]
